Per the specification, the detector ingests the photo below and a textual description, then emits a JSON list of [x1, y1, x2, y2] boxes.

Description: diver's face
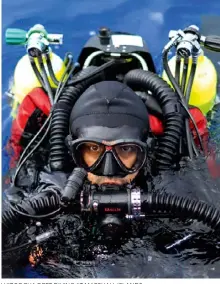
[[87, 171, 139, 186], [82, 142, 139, 185]]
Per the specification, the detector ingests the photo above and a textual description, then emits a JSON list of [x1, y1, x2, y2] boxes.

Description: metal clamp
[[130, 187, 141, 217]]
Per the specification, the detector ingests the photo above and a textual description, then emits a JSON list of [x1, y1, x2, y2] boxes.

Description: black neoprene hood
[[69, 81, 149, 141]]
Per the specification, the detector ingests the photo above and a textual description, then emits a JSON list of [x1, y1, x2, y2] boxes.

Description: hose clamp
[[130, 187, 141, 217], [80, 190, 91, 212]]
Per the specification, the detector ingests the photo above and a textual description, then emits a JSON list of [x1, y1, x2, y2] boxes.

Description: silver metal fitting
[[80, 191, 90, 212], [131, 187, 141, 217], [47, 33, 63, 45], [93, 201, 99, 213], [164, 30, 185, 52], [35, 230, 55, 243], [26, 32, 49, 57], [177, 33, 200, 58]]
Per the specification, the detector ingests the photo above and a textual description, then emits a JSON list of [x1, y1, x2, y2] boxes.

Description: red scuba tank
[[149, 107, 209, 143], [8, 87, 50, 168]]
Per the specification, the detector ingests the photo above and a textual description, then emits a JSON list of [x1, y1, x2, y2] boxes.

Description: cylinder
[[10, 51, 66, 117], [162, 54, 218, 115]]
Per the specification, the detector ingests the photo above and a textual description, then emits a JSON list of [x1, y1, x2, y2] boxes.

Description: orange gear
[[29, 245, 43, 267]]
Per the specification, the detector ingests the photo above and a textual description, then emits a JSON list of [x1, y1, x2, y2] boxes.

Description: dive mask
[[68, 138, 147, 177]]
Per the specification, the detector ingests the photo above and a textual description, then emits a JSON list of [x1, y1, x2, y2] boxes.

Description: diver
[[5, 74, 209, 199], [3, 78, 220, 276], [3, 23, 220, 278], [3, 58, 213, 208]]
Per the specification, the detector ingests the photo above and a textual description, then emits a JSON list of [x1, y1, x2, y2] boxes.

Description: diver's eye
[[115, 144, 139, 159], [90, 145, 100, 152], [121, 146, 134, 152], [83, 143, 103, 153]]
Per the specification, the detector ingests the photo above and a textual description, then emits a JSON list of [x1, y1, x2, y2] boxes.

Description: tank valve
[[99, 27, 110, 38], [5, 23, 63, 57]]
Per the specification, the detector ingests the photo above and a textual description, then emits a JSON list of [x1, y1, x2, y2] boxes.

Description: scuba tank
[[161, 25, 219, 117], [5, 24, 66, 117], [162, 52, 217, 115], [161, 25, 220, 161]]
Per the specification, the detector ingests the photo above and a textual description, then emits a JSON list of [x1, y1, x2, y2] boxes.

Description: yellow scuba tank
[[162, 53, 218, 115], [11, 51, 65, 117], [5, 24, 66, 118]]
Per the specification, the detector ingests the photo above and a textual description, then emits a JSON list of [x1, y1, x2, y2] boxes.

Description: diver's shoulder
[[38, 165, 69, 191], [4, 164, 70, 203]]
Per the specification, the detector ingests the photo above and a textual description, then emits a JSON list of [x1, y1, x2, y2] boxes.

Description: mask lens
[[114, 143, 146, 170], [73, 140, 146, 174], [76, 142, 105, 167]]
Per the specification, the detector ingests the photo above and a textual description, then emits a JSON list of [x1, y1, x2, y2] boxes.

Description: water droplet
[[148, 256, 152, 262]]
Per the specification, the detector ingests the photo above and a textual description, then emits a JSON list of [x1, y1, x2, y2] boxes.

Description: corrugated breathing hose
[[124, 69, 185, 170]]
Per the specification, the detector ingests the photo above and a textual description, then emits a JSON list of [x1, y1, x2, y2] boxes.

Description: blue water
[[2, 0, 220, 278]]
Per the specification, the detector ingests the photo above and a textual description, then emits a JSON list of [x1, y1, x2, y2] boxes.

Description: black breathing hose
[[185, 61, 197, 104], [164, 53, 194, 160], [142, 192, 220, 230], [162, 49, 204, 153], [175, 54, 184, 155], [3, 189, 220, 235], [184, 61, 199, 157], [180, 57, 195, 159], [181, 57, 189, 94], [49, 66, 105, 171], [38, 55, 55, 106], [3, 168, 87, 234], [66, 59, 116, 86], [124, 69, 184, 170], [175, 55, 181, 85], [185, 119, 194, 159], [45, 52, 60, 86], [2, 191, 60, 233], [178, 56, 199, 158], [29, 57, 47, 91]]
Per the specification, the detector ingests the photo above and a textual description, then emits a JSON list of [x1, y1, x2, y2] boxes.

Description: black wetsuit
[[3, 157, 220, 278]]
